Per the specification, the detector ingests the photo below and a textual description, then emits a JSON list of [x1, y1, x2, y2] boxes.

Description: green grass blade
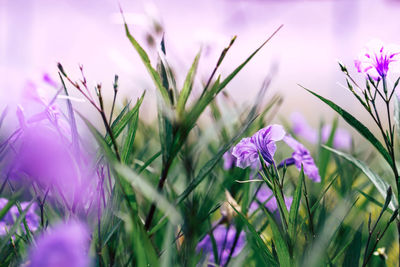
[[121, 108, 139, 163], [115, 164, 183, 226], [177, 51, 201, 117], [343, 223, 363, 267], [0, 201, 34, 251], [123, 20, 170, 103], [231, 205, 278, 266], [176, 109, 257, 204], [304, 87, 392, 166], [318, 117, 338, 183], [288, 168, 304, 242], [261, 206, 291, 267], [217, 25, 283, 93], [323, 145, 396, 210], [107, 92, 145, 145]]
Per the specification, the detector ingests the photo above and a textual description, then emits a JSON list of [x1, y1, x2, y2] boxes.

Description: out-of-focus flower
[[290, 112, 351, 150], [12, 124, 80, 192], [197, 224, 245, 266], [250, 186, 293, 213], [0, 198, 39, 235], [28, 221, 90, 267], [232, 124, 285, 169], [223, 149, 236, 170], [373, 247, 388, 260], [249, 186, 292, 215], [291, 112, 317, 144], [321, 125, 352, 150], [283, 135, 321, 182], [354, 39, 400, 80]]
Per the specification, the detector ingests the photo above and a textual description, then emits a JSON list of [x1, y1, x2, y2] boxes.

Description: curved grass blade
[[323, 145, 396, 210], [231, 205, 277, 266], [177, 51, 201, 117], [288, 168, 304, 242], [303, 87, 392, 167]]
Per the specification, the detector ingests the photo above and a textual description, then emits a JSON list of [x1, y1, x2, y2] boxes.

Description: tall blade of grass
[[106, 92, 145, 145], [0, 201, 34, 251], [121, 109, 139, 163], [123, 20, 170, 103], [261, 206, 291, 267], [115, 164, 183, 226], [176, 51, 201, 117], [176, 109, 258, 204], [323, 145, 396, 210], [288, 168, 304, 242], [231, 205, 278, 266], [343, 223, 363, 267], [318, 117, 338, 183], [218, 25, 283, 93], [304, 87, 393, 167]]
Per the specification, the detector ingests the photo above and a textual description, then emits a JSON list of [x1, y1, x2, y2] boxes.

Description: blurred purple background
[[2, 0, 400, 127]]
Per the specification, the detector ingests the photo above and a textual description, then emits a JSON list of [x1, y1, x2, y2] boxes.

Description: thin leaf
[[323, 145, 396, 210], [231, 205, 277, 266], [115, 164, 183, 226], [288, 168, 304, 242], [177, 51, 201, 117], [304, 87, 393, 166]]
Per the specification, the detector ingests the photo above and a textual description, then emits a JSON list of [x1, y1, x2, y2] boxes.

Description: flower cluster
[[230, 124, 320, 182]]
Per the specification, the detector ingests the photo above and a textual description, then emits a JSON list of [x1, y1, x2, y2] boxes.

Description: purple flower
[[197, 224, 245, 266], [321, 125, 352, 150], [28, 221, 90, 267], [283, 135, 321, 182], [12, 124, 79, 192], [290, 112, 351, 150], [354, 39, 400, 80], [0, 198, 39, 235], [249, 186, 292, 215], [290, 112, 317, 144], [232, 124, 285, 168]]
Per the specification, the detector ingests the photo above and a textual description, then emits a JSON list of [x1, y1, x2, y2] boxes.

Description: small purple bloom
[[0, 198, 39, 235], [290, 112, 317, 144], [197, 224, 245, 266], [321, 125, 352, 150], [290, 112, 351, 150], [354, 39, 400, 80], [28, 221, 90, 267], [232, 124, 285, 169], [283, 135, 321, 182], [249, 186, 292, 215]]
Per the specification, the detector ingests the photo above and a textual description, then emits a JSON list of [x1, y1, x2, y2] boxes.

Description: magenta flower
[[354, 39, 400, 80], [283, 135, 320, 182], [197, 224, 245, 266], [28, 221, 90, 267], [249, 186, 292, 215], [232, 124, 285, 168]]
